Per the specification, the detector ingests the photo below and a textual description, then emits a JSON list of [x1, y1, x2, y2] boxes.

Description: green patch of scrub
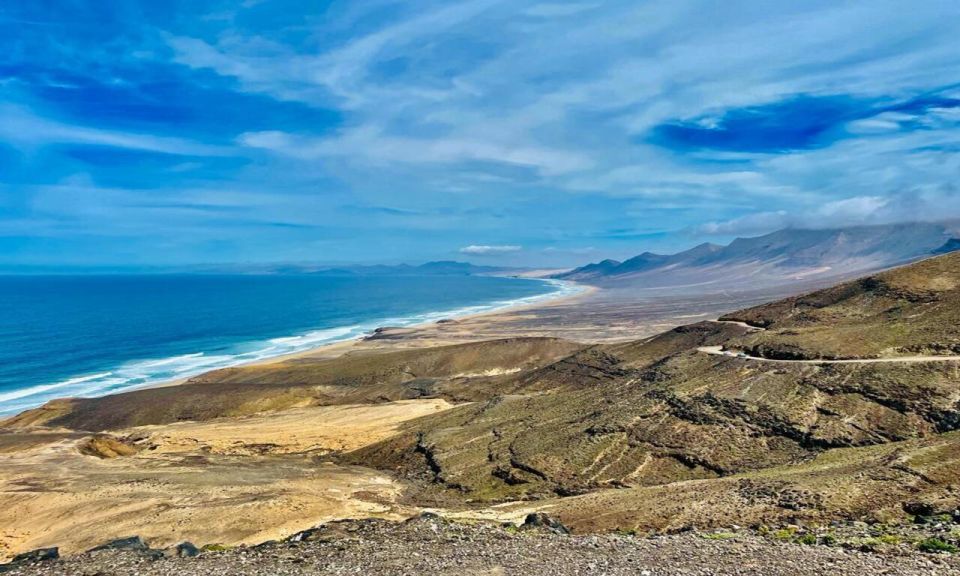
[[771, 527, 797, 541], [916, 538, 958, 553]]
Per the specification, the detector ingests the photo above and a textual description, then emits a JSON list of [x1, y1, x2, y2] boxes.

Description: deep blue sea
[[0, 274, 574, 416]]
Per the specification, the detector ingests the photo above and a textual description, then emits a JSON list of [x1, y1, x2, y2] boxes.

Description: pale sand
[[0, 399, 454, 560], [130, 398, 455, 456]]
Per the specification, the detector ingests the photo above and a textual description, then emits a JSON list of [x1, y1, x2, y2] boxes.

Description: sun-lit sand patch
[[0, 399, 457, 561], [132, 398, 456, 455], [451, 368, 522, 378]]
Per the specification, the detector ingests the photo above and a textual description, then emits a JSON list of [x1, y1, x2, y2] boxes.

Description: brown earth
[[0, 400, 458, 559], [723, 253, 960, 359], [3, 253, 960, 563]]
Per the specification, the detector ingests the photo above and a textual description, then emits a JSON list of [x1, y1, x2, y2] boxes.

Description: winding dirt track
[[698, 320, 960, 364]]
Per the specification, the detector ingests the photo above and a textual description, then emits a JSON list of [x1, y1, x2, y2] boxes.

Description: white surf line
[[0, 277, 580, 416], [701, 320, 960, 364]]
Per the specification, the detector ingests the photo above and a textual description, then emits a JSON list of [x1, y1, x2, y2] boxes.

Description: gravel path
[[701, 320, 960, 364], [6, 517, 959, 576], [697, 344, 960, 363]]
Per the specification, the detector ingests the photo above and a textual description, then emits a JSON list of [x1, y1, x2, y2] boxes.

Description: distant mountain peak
[[555, 221, 957, 290]]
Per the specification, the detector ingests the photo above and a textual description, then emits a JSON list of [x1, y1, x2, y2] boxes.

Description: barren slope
[[723, 252, 960, 359], [3, 255, 960, 558]]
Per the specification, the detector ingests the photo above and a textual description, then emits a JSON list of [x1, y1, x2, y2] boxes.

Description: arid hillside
[[723, 252, 960, 359], [344, 254, 960, 526], [3, 254, 960, 560]]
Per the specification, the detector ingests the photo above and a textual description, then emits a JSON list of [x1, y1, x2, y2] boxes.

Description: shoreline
[[148, 279, 597, 387], [0, 278, 595, 413]]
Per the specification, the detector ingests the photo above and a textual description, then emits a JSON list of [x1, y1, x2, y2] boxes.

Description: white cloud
[[167, 0, 960, 207], [698, 211, 789, 236], [459, 244, 522, 255], [697, 190, 960, 237], [165, 1, 960, 254], [524, 3, 600, 18], [0, 104, 231, 156], [238, 128, 591, 176]]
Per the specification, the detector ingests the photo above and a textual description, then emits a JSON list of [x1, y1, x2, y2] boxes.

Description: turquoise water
[[0, 274, 575, 415]]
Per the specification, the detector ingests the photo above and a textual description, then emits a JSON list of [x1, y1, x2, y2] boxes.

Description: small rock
[[88, 536, 149, 552], [903, 502, 936, 517], [11, 548, 59, 563], [521, 513, 570, 535], [173, 542, 200, 558]]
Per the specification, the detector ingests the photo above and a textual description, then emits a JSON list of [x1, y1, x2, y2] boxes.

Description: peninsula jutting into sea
[[3, 1, 960, 574]]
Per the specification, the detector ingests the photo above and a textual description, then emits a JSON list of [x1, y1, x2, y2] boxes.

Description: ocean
[[0, 273, 575, 416]]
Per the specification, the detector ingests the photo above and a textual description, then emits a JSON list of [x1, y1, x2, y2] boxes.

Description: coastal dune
[[0, 399, 456, 558]]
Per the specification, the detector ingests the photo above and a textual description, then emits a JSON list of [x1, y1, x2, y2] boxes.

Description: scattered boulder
[[364, 326, 404, 341], [521, 513, 570, 535], [171, 542, 200, 558], [88, 536, 149, 552], [903, 502, 936, 517], [0, 548, 59, 573], [11, 548, 59, 563], [288, 528, 322, 543]]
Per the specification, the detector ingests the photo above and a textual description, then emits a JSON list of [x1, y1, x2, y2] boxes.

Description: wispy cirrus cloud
[[0, 104, 232, 156], [2, 0, 960, 267], [523, 3, 600, 18]]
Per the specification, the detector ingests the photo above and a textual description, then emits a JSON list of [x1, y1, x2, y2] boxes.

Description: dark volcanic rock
[[88, 536, 149, 553], [11, 549, 59, 563], [521, 512, 571, 535], [903, 502, 937, 517], [0, 548, 59, 573], [170, 542, 200, 558]]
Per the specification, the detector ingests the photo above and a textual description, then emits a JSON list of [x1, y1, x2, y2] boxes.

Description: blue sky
[[1, 1, 959, 268]]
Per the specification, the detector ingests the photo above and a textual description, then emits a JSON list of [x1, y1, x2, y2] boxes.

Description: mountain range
[[557, 222, 960, 291]]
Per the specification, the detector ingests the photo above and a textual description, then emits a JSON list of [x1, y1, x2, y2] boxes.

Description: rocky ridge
[[5, 515, 960, 576]]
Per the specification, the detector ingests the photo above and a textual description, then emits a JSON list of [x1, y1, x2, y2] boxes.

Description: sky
[[1, 0, 959, 269]]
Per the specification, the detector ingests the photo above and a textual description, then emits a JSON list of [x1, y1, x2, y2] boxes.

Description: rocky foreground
[[4, 515, 960, 576]]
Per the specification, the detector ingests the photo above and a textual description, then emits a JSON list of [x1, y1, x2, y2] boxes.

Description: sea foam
[[0, 278, 583, 416]]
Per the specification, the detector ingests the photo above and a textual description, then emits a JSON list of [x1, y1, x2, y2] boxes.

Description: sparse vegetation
[[878, 534, 902, 545], [916, 538, 958, 554], [772, 528, 797, 541]]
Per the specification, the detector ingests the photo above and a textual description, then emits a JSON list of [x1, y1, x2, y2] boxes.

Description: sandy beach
[[136, 279, 595, 392]]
